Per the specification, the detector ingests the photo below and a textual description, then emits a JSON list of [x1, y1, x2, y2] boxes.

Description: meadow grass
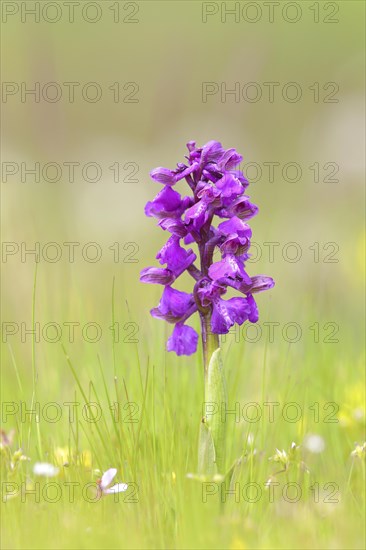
[[1, 1, 364, 547], [1, 269, 365, 550]]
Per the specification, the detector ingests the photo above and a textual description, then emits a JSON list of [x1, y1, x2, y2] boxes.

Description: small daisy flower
[[33, 462, 59, 477]]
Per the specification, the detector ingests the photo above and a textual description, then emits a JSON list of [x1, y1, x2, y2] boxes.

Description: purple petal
[[175, 163, 199, 182], [211, 297, 251, 334], [197, 183, 221, 202], [201, 168, 221, 183], [159, 286, 193, 316], [200, 140, 225, 166], [218, 217, 252, 254], [217, 149, 243, 170], [196, 279, 226, 307], [249, 276, 275, 294], [156, 236, 196, 277], [216, 173, 243, 202], [220, 235, 251, 255], [167, 323, 198, 356], [140, 267, 174, 285], [230, 170, 249, 189], [184, 233, 195, 245], [150, 164, 199, 186], [227, 197, 258, 220], [186, 141, 197, 153], [158, 218, 187, 237], [218, 217, 252, 238], [184, 199, 209, 231], [217, 276, 251, 294], [145, 186, 184, 219], [208, 254, 251, 284], [247, 294, 259, 323], [150, 167, 177, 186], [151, 286, 197, 323]]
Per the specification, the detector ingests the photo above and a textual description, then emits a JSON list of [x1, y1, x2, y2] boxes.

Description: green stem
[[198, 311, 227, 475], [201, 311, 219, 381]]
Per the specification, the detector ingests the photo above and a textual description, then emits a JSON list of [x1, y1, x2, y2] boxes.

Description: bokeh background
[[2, 0, 364, 392], [1, 1, 365, 548]]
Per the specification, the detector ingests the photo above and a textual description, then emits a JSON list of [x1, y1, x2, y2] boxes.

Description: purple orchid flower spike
[[141, 140, 274, 357], [141, 140, 274, 476]]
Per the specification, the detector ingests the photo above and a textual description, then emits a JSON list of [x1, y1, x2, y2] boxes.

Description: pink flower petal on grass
[[101, 468, 117, 490], [104, 483, 128, 494]]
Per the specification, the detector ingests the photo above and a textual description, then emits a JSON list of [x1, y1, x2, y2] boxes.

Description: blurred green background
[[1, 2, 365, 548], [2, 0, 364, 390]]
